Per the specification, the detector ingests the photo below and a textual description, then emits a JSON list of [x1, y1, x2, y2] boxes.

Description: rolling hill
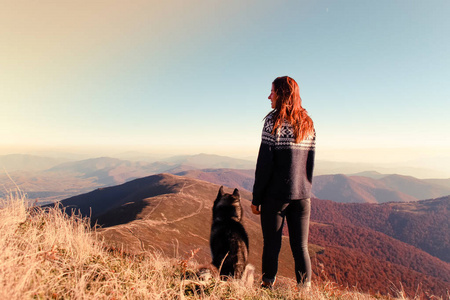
[[379, 174, 450, 199], [169, 169, 450, 203], [424, 178, 450, 189], [313, 160, 447, 179], [45, 157, 176, 186], [52, 174, 303, 280], [311, 174, 417, 203], [161, 153, 255, 169], [310, 196, 450, 263], [174, 168, 255, 192], [309, 222, 450, 282], [53, 173, 450, 298]]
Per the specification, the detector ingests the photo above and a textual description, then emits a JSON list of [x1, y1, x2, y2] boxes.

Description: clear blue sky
[[1, 1, 449, 175]]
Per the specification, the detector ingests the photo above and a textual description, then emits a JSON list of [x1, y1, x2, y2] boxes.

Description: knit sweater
[[252, 111, 316, 206]]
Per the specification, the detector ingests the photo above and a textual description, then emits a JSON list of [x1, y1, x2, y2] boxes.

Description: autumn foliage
[[304, 196, 450, 298]]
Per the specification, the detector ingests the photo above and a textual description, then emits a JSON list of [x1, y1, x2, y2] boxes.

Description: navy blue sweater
[[252, 112, 315, 205]]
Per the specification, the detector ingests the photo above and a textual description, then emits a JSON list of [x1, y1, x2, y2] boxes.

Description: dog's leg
[[241, 264, 255, 287]]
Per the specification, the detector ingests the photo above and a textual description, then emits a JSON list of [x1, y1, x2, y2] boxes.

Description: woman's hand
[[251, 204, 261, 215]]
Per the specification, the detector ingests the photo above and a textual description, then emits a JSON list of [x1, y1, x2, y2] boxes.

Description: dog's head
[[212, 186, 243, 223]]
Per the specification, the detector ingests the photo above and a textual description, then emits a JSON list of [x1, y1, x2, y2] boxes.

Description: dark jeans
[[260, 198, 311, 285]]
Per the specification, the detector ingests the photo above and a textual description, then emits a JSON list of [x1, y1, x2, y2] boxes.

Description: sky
[[1, 0, 449, 177]]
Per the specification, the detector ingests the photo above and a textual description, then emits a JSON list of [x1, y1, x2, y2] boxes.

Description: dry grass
[[0, 190, 421, 299]]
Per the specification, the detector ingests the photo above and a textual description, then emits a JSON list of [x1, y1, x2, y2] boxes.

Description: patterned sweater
[[252, 111, 316, 205]]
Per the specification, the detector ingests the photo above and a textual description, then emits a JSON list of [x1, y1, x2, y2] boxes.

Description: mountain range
[[0, 154, 253, 204], [175, 169, 450, 203], [312, 173, 450, 203], [49, 173, 450, 298], [2, 154, 450, 205]]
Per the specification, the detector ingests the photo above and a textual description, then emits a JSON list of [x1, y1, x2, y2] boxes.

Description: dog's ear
[[233, 188, 240, 198], [217, 186, 224, 199]]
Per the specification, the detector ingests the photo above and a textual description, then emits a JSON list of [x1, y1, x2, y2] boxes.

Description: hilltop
[[52, 174, 300, 279], [3, 190, 387, 300], [52, 173, 450, 298]]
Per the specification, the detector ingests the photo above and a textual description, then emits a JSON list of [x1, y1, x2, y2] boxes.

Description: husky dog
[[210, 186, 250, 279]]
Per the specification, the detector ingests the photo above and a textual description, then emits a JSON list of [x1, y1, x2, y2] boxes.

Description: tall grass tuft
[[0, 190, 428, 299]]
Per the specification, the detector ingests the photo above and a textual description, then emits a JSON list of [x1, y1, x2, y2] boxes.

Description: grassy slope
[[0, 191, 405, 300]]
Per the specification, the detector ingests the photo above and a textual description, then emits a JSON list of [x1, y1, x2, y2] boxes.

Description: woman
[[251, 76, 315, 289]]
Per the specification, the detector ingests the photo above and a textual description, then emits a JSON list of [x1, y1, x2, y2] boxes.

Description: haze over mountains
[[1, 153, 450, 205], [0, 154, 253, 204], [173, 169, 450, 203], [312, 174, 450, 203], [0, 154, 69, 172], [49, 173, 450, 298]]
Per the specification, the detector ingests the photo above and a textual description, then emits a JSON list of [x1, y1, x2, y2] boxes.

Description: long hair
[[269, 76, 314, 143]]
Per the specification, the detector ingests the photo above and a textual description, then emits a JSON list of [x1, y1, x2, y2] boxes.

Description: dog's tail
[[241, 264, 255, 287]]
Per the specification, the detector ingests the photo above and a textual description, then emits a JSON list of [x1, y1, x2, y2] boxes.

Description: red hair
[[269, 76, 314, 143]]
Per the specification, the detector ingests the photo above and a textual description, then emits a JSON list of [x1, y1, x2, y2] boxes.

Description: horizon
[[1, 1, 449, 178], [1, 146, 449, 179]]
